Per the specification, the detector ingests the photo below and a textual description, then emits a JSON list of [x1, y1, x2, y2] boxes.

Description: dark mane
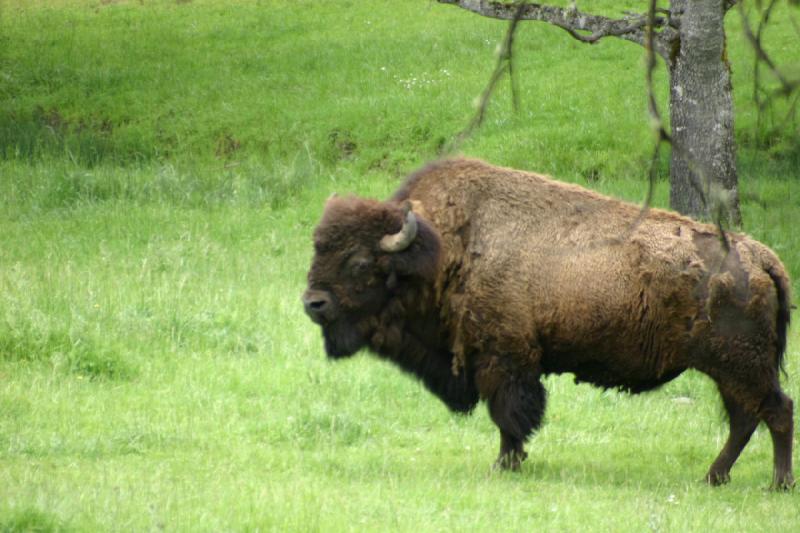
[[369, 284, 478, 413]]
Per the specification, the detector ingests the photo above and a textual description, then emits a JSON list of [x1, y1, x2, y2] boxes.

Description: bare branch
[[437, 0, 678, 59], [736, 0, 800, 152], [644, 1, 671, 146], [724, 0, 740, 12], [444, 3, 526, 153], [738, 0, 800, 99]]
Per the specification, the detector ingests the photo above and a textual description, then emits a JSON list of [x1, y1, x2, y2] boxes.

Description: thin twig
[[739, 0, 800, 98], [444, 2, 526, 153]]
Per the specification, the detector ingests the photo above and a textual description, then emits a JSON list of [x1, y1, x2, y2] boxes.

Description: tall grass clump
[[0, 507, 70, 533], [0, 318, 133, 380]]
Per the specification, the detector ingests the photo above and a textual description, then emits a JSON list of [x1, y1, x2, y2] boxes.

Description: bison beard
[[302, 158, 794, 489], [321, 320, 368, 359], [379, 338, 480, 414]]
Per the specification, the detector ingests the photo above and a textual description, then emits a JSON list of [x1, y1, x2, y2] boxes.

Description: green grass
[[1, 1, 799, 531]]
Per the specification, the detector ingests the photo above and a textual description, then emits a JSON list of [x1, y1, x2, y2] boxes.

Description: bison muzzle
[[302, 158, 794, 489]]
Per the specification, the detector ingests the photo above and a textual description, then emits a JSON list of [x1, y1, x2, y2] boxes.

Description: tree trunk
[[669, 0, 742, 225]]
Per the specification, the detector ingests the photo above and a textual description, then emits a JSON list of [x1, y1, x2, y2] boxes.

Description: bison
[[302, 158, 794, 489]]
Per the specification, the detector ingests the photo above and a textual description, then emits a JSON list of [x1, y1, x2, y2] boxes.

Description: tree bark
[[668, 0, 742, 225]]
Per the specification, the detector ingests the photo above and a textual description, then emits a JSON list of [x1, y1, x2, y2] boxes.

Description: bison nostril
[[308, 299, 327, 311], [302, 290, 333, 321]]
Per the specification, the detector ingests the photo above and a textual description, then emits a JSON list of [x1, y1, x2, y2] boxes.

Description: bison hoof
[[493, 450, 528, 472], [771, 474, 795, 492], [705, 470, 731, 486]]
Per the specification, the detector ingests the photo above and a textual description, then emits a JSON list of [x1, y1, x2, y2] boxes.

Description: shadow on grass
[[0, 507, 71, 533]]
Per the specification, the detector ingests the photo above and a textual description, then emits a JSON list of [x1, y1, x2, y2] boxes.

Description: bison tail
[[765, 263, 792, 375]]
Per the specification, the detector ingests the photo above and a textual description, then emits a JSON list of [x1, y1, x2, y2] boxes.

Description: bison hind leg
[[485, 373, 547, 471], [760, 389, 795, 490], [705, 382, 794, 490], [705, 389, 759, 486]]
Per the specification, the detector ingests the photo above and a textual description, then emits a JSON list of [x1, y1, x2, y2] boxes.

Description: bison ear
[[382, 206, 441, 284]]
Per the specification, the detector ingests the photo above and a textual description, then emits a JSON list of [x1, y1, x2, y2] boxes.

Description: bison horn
[[380, 202, 418, 253]]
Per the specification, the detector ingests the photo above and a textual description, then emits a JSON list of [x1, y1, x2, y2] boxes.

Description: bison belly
[[532, 246, 700, 393]]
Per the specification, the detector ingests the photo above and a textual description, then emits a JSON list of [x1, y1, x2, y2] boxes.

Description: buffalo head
[[302, 196, 440, 358]]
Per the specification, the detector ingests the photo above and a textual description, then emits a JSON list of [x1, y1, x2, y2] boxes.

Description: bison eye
[[347, 256, 374, 277]]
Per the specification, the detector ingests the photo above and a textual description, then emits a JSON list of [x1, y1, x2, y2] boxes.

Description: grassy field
[[1, 0, 799, 531]]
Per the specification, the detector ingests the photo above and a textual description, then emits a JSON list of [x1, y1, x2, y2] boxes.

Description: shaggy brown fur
[[302, 158, 794, 488]]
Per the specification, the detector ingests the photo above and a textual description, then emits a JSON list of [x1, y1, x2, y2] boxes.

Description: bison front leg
[[477, 360, 547, 472], [494, 430, 528, 471]]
